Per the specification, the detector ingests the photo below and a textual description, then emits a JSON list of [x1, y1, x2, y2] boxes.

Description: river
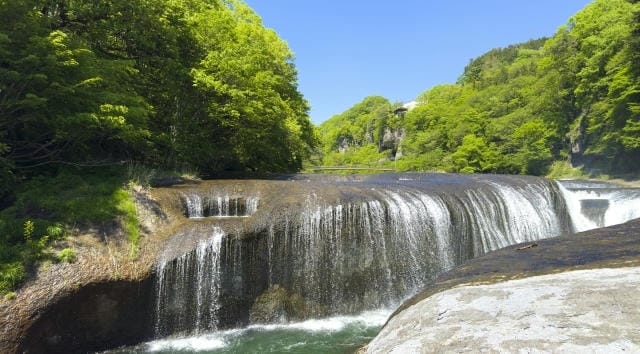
[[104, 174, 640, 353]]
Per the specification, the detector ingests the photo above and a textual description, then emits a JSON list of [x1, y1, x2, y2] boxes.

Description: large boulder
[[249, 285, 324, 323], [363, 218, 640, 353]]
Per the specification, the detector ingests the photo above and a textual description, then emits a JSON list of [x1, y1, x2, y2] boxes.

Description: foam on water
[[556, 181, 640, 232], [144, 309, 391, 353], [147, 335, 228, 352], [246, 309, 391, 332]]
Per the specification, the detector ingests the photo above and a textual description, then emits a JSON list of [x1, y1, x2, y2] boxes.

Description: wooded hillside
[[0, 0, 315, 295], [0, 0, 316, 194], [319, 0, 640, 176]]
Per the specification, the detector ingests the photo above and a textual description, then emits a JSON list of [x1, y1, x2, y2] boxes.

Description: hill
[[318, 0, 640, 176]]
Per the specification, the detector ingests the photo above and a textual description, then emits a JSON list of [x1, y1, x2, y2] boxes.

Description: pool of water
[[106, 310, 389, 354]]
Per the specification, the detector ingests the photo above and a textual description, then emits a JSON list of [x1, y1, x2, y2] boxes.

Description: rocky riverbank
[[364, 218, 640, 353], [2, 175, 639, 353], [0, 188, 177, 353]]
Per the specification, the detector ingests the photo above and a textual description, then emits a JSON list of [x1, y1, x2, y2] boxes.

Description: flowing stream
[[107, 175, 640, 353]]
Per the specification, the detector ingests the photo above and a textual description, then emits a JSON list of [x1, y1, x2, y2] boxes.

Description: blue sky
[[244, 0, 593, 125]]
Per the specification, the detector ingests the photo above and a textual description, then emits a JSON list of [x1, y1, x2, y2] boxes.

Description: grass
[[115, 188, 140, 258], [0, 166, 142, 295], [56, 248, 77, 263]]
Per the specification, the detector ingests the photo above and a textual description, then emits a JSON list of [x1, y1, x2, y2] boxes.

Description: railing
[[310, 166, 394, 172]]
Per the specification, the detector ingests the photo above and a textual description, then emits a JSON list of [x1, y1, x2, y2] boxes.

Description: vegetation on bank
[[0, 0, 315, 295], [318, 0, 640, 177], [0, 167, 140, 295]]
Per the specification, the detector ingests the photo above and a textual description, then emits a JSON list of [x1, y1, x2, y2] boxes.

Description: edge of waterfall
[[2, 174, 639, 354]]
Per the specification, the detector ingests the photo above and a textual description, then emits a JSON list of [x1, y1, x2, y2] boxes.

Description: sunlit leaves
[[318, 0, 640, 175]]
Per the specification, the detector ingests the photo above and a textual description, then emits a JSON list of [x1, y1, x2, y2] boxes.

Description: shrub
[[56, 248, 77, 263], [0, 262, 26, 295]]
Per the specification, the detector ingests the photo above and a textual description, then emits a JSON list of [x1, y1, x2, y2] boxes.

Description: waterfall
[[155, 227, 225, 336], [154, 175, 584, 337], [182, 192, 259, 218], [152, 175, 640, 339], [557, 181, 640, 232], [256, 179, 568, 316], [182, 193, 259, 218]]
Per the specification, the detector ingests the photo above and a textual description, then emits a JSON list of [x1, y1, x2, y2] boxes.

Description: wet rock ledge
[[364, 218, 640, 353]]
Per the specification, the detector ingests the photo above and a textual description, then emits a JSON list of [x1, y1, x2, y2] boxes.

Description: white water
[[142, 177, 640, 353], [146, 309, 391, 353], [557, 181, 640, 232], [459, 181, 563, 253], [155, 227, 225, 335], [157, 178, 572, 337], [182, 193, 259, 218]]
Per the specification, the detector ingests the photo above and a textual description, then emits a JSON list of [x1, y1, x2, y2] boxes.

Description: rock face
[[249, 285, 324, 323], [18, 279, 155, 353], [367, 267, 640, 353], [379, 127, 405, 159], [364, 218, 640, 353], [338, 136, 352, 153], [0, 188, 173, 354]]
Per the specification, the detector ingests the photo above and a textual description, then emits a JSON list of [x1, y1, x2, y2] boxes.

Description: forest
[[319, 0, 640, 176], [0, 0, 316, 188], [1, 0, 639, 296], [0, 0, 315, 295]]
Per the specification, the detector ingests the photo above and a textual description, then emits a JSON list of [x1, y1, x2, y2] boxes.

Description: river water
[[109, 310, 388, 353], [104, 175, 640, 354]]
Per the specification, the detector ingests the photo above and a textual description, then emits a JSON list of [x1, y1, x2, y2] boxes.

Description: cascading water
[[182, 193, 259, 218], [117, 175, 640, 353], [557, 180, 640, 232], [153, 175, 575, 338], [155, 227, 226, 336]]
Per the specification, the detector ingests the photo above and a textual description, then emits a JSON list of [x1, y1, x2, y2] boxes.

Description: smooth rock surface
[[367, 267, 640, 353]]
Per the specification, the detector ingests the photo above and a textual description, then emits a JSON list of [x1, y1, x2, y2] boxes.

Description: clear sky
[[243, 0, 594, 125]]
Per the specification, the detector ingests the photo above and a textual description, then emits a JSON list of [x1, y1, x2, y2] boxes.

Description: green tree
[[450, 134, 499, 173], [0, 1, 151, 172], [509, 121, 554, 175], [188, 0, 315, 172]]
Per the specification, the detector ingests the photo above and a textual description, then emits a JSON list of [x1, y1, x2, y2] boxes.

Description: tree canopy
[[0, 0, 317, 295], [318, 0, 640, 176], [0, 0, 316, 194]]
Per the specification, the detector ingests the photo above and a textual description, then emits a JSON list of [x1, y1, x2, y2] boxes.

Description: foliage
[[56, 248, 77, 263], [450, 135, 499, 174], [318, 0, 640, 176], [115, 189, 140, 258], [0, 167, 138, 294], [0, 262, 25, 295], [0, 0, 314, 182], [546, 161, 587, 179], [0, 0, 313, 293], [317, 96, 396, 168]]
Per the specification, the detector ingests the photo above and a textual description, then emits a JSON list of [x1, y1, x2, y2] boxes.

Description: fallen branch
[[516, 243, 538, 251]]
